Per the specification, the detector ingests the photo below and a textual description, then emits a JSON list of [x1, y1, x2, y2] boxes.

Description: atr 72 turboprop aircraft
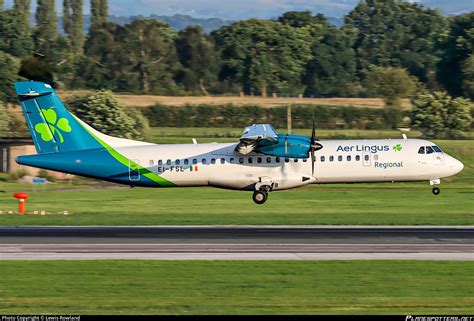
[[14, 81, 464, 204]]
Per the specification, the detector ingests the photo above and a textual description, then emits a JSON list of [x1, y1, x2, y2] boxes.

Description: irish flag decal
[[190, 166, 198, 172]]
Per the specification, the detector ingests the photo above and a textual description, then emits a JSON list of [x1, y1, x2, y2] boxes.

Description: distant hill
[[107, 14, 234, 33], [28, 13, 233, 34]]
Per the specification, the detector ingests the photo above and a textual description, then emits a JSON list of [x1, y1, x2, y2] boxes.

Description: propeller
[[309, 116, 323, 176]]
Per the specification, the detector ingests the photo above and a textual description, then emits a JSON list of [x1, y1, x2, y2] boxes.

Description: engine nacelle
[[255, 134, 311, 159]]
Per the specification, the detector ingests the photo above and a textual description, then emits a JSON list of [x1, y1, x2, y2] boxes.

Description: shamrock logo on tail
[[393, 144, 403, 152], [35, 108, 72, 143]]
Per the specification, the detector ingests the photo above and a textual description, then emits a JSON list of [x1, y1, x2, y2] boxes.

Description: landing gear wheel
[[253, 191, 268, 205], [432, 187, 441, 195]]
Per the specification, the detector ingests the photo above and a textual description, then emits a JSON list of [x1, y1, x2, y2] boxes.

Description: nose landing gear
[[430, 179, 441, 196]]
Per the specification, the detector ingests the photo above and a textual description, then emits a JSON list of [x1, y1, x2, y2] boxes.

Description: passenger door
[[129, 160, 141, 181]]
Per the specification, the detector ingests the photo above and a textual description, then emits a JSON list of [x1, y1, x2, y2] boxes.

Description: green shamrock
[[35, 108, 72, 143], [393, 144, 403, 152]]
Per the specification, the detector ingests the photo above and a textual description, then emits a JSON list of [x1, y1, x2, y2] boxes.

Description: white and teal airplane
[[15, 81, 464, 204]]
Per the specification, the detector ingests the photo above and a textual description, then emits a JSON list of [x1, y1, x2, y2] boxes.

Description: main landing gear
[[253, 190, 268, 205], [253, 177, 273, 205]]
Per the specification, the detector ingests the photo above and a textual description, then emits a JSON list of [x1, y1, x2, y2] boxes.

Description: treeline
[[0, 0, 473, 102], [143, 104, 403, 130]]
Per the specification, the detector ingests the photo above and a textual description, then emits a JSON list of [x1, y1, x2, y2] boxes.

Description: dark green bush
[[143, 104, 403, 130]]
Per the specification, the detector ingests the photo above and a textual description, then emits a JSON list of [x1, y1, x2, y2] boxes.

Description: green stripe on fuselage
[[73, 115, 176, 187]]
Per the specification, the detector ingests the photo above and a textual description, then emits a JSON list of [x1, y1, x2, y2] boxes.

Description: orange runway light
[[13, 193, 29, 215]]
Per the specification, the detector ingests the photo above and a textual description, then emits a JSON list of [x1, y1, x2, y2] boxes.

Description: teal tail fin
[[15, 81, 102, 154]]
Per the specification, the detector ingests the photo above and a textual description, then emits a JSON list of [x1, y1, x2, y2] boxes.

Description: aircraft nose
[[451, 158, 464, 175]]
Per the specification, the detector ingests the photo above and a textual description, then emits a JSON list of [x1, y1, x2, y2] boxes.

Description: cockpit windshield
[[418, 145, 443, 154]]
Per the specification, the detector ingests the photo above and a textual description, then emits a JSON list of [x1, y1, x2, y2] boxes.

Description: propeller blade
[[309, 115, 319, 176]]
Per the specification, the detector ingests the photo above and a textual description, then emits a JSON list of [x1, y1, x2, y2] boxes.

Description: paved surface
[[0, 226, 473, 260]]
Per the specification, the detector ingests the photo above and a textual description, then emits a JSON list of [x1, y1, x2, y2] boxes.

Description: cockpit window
[[432, 146, 442, 153], [418, 147, 425, 154], [426, 146, 434, 154]]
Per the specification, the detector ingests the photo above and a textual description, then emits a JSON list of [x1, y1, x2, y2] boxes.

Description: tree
[[462, 55, 474, 100], [278, 11, 328, 28], [411, 91, 472, 138], [212, 19, 312, 96], [66, 91, 144, 139], [0, 101, 11, 136], [91, 0, 108, 26], [438, 13, 474, 98], [0, 1, 34, 57], [35, 0, 59, 60], [345, 0, 448, 84], [63, 0, 84, 54], [120, 19, 181, 94], [80, 22, 127, 90], [19, 57, 54, 84], [0, 51, 22, 103], [365, 67, 417, 107], [175, 26, 219, 95], [304, 26, 357, 97]]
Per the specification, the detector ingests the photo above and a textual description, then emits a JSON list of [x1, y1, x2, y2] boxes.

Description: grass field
[[0, 140, 472, 226], [0, 260, 472, 315], [57, 91, 405, 108]]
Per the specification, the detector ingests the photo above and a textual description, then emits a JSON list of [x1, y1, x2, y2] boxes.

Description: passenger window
[[257, 157, 262, 164], [303, 158, 308, 162], [418, 147, 425, 154], [202, 159, 207, 165], [158, 160, 163, 165], [211, 158, 216, 165], [193, 159, 198, 165], [285, 158, 290, 163], [329, 156, 334, 162], [248, 157, 253, 164], [321, 156, 325, 162], [294, 159, 298, 163], [276, 157, 281, 163], [338, 156, 343, 162], [166, 160, 171, 165], [184, 159, 189, 165], [347, 156, 351, 162], [220, 158, 225, 164], [374, 155, 378, 161], [230, 158, 235, 164], [365, 155, 369, 161], [426, 146, 434, 154], [266, 157, 272, 163], [355, 155, 360, 161], [175, 159, 180, 165], [239, 158, 244, 164]]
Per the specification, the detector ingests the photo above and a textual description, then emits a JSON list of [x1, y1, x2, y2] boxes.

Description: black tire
[[432, 187, 441, 195], [253, 191, 268, 205]]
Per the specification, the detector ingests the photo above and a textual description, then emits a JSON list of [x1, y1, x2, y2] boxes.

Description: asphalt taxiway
[[0, 226, 472, 260]]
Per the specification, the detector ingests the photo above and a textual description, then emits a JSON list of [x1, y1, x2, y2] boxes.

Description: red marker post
[[13, 193, 29, 215]]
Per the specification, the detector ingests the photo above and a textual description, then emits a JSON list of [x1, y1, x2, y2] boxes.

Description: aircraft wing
[[241, 124, 279, 141], [236, 124, 279, 155]]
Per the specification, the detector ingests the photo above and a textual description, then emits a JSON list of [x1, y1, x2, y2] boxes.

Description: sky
[[3, 0, 473, 19]]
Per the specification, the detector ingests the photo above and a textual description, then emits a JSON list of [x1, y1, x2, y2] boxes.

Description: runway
[[1, 226, 473, 260]]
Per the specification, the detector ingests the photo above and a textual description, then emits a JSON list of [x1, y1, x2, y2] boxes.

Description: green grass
[[0, 140, 472, 226], [0, 260, 472, 314]]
